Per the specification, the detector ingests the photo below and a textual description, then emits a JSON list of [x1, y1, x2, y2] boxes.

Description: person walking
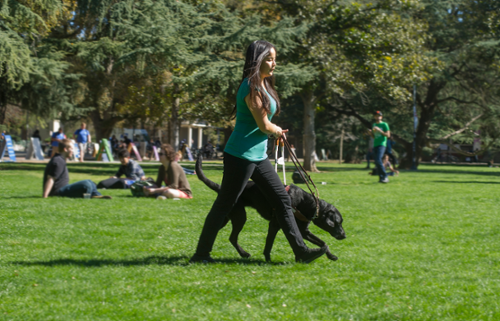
[[73, 122, 91, 162], [368, 111, 391, 183], [190, 40, 327, 264], [50, 128, 66, 157]]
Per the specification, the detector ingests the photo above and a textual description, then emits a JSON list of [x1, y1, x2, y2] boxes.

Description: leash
[[281, 139, 286, 186], [274, 139, 279, 173], [274, 138, 287, 185], [278, 134, 320, 219]]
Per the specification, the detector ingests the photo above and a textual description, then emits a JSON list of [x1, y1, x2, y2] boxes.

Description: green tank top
[[224, 78, 276, 161]]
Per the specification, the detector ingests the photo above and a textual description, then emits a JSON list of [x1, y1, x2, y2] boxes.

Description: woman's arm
[[245, 95, 284, 138]]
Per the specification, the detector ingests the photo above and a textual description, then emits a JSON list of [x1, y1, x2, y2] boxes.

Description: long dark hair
[[232, 40, 281, 116]]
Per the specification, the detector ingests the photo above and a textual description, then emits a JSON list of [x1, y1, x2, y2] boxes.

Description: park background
[[1, 0, 500, 319], [2, 0, 500, 168]]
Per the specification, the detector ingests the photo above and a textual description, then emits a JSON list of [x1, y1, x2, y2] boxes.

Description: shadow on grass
[[417, 169, 500, 177], [0, 162, 197, 177], [432, 180, 500, 185], [1, 196, 42, 199], [11, 255, 279, 267], [315, 166, 369, 172]]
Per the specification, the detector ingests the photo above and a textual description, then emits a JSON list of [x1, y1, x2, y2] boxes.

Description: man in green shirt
[[369, 111, 391, 183]]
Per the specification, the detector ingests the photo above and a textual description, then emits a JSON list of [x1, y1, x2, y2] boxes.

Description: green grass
[[1, 161, 499, 320]]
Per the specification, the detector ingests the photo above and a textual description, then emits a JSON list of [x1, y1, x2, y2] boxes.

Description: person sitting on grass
[[111, 148, 146, 181], [175, 150, 195, 175], [43, 139, 111, 199], [369, 154, 399, 177], [143, 144, 193, 199]]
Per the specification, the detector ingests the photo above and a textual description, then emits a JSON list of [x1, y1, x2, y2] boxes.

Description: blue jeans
[[373, 145, 387, 181], [58, 180, 102, 198]]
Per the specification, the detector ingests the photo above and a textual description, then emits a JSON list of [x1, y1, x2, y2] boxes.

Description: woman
[[143, 144, 193, 199], [190, 40, 327, 263]]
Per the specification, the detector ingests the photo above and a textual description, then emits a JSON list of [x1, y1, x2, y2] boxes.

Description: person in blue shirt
[[51, 128, 66, 157], [73, 122, 91, 162]]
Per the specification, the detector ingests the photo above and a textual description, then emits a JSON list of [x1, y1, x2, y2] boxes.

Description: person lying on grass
[[369, 154, 399, 177], [43, 138, 111, 199], [111, 148, 146, 181], [143, 144, 193, 199]]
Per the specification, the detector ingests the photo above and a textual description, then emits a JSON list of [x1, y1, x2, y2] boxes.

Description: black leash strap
[[280, 135, 320, 219]]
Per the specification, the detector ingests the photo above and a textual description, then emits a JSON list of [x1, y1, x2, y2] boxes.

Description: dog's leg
[[301, 228, 338, 261], [263, 217, 281, 262], [228, 206, 251, 258]]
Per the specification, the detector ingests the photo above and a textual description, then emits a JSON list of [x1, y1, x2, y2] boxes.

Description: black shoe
[[295, 246, 328, 263], [189, 254, 215, 264]]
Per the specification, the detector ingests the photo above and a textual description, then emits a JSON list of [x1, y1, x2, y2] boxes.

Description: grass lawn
[[0, 160, 499, 320]]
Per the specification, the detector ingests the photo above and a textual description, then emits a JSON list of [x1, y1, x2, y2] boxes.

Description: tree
[[244, 0, 435, 171], [173, 11, 310, 148], [0, 0, 72, 124], [328, 0, 500, 168], [46, 0, 201, 139]]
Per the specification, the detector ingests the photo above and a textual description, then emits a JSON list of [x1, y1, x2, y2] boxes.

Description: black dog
[[196, 156, 346, 262]]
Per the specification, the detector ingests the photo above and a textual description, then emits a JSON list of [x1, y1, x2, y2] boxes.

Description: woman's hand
[[271, 127, 288, 139]]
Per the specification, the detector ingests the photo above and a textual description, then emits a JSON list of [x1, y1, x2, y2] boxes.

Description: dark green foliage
[[0, 0, 71, 124]]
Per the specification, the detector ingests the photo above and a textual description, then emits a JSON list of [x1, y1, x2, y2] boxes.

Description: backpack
[[130, 180, 154, 197], [292, 170, 307, 184]]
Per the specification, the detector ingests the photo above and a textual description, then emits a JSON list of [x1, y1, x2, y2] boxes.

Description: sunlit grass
[[1, 161, 499, 320]]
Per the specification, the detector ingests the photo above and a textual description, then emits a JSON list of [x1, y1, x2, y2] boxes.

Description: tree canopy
[[2, 0, 499, 168]]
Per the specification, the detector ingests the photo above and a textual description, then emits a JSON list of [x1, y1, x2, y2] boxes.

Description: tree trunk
[[0, 90, 7, 125], [170, 83, 180, 150], [223, 126, 233, 148], [301, 90, 318, 172], [90, 90, 122, 141], [89, 59, 122, 141], [91, 110, 119, 141], [398, 80, 445, 169], [339, 128, 344, 164]]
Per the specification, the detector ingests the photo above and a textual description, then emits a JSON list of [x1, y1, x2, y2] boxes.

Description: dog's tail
[[196, 153, 221, 193]]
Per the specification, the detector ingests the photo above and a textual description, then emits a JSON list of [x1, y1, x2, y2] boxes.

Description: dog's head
[[313, 200, 346, 240], [288, 184, 346, 240]]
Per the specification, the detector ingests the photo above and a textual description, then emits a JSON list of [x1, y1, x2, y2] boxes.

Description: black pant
[[195, 152, 308, 257]]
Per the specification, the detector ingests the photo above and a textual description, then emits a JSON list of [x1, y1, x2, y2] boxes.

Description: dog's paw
[[240, 251, 251, 258], [326, 252, 338, 261], [264, 254, 271, 262]]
